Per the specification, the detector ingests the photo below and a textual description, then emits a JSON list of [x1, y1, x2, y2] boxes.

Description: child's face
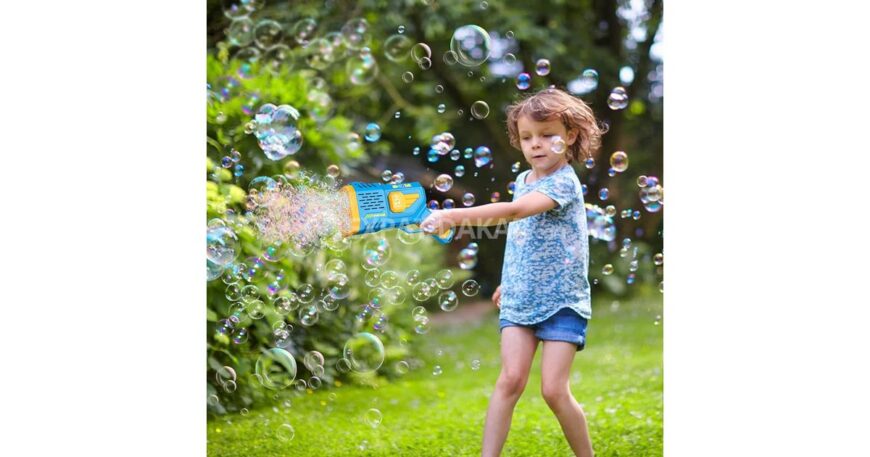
[[516, 115, 577, 170]]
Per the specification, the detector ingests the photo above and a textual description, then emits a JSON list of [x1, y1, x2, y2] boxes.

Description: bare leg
[[481, 326, 538, 457], [541, 341, 594, 457]]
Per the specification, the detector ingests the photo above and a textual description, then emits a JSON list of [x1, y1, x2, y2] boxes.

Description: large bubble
[[207, 226, 239, 266], [343, 332, 385, 373], [585, 203, 617, 241], [255, 348, 298, 390], [450, 25, 492, 67], [346, 51, 378, 85], [253, 103, 303, 160], [384, 34, 413, 62], [341, 18, 371, 50]]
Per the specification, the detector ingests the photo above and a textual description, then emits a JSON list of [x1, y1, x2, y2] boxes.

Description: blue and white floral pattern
[[499, 164, 592, 324]]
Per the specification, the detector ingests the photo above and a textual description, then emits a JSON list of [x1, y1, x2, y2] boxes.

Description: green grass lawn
[[207, 292, 663, 456]]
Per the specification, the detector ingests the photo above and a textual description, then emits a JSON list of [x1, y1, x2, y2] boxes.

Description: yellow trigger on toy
[[388, 191, 419, 213]]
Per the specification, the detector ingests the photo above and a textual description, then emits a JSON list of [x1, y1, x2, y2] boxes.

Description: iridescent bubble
[[585, 203, 617, 242], [435, 269, 455, 289], [462, 193, 475, 206], [470, 100, 490, 119], [256, 348, 298, 390], [224, 3, 249, 20], [460, 279, 480, 297], [364, 408, 383, 428], [262, 44, 294, 75], [437, 103, 446, 113], [216, 366, 237, 386], [253, 103, 303, 160], [363, 237, 391, 268], [341, 18, 371, 50], [427, 199, 439, 210], [599, 188, 609, 200], [418, 56, 432, 70], [654, 253, 664, 265], [365, 123, 381, 142], [516, 72, 531, 90], [231, 327, 248, 344], [584, 157, 595, 169], [207, 260, 223, 281], [568, 69, 599, 95], [551, 136, 567, 154], [443, 50, 459, 65], [608, 86, 629, 110], [207, 226, 240, 266], [637, 175, 648, 187], [511, 161, 521, 173], [458, 248, 478, 270], [402, 71, 414, 83], [291, 17, 317, 46], [453, 165, 465, 178], [299, 304, 319, 326], [347, 52, 378, 85], [384, 34, 413, 62], [610, 151, 629, 172], [406, 270, 422, 285], [535, 59, 551, 76], [227, 18, 254, 47], [434, 174, 454, 192], [450, 25, 492, 67], [395, 360, 410, 374], [414, 315, 430, 334], [504, 53, 517, 65], [442, 198, 455, 209], [602, 264, 614, 275], [490, 192, 501, 202], [325, 164, 341, 179], [604, 205, 617, 217], [411, 42, 432, 63], [474, 146, 492, 167], [343, 332, 385, 373], [438, 291, 459, 312], [303, 351, 325, 372], [450, 149, 461, 160], [253, 19, 283, 49]]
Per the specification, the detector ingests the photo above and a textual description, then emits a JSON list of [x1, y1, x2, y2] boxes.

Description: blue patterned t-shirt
[[499, 164, 592, 324]]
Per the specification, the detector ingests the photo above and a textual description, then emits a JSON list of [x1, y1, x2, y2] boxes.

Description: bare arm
[[422, 191, 558, 232]]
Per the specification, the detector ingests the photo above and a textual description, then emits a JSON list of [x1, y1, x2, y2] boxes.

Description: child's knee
[[496, 371, 528, 397]]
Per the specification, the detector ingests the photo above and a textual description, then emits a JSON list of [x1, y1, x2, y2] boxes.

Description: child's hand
[[420, 209, 453, 235], [492, 284, 502, 308]]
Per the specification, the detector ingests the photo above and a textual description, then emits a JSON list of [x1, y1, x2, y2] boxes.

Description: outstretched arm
[[421, 191, 558, 233]]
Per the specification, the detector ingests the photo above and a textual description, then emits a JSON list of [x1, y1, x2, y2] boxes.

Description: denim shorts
[[499, 307, 588, 351]]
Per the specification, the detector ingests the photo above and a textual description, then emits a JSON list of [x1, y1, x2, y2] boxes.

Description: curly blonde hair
[[506, 87, 604, 163]]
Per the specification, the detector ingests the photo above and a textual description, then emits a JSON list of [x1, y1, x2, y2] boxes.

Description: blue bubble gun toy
[[339, 182, 455, 244]]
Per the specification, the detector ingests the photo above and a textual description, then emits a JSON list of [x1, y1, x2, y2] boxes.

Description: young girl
[[421, 87, 602, 457]]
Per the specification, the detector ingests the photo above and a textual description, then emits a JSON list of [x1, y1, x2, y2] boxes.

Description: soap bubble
[[434, 174, 454, 192], [442, 198, 455, 209], [462, 279, 480, 296], [256, 348, 298, 390], [364, 408, 383, 428], [414, 316, 430, 334], [610, 151, 629, 172], [490, 192, 501, 202], [299, 304, 319, 326], [341, 18, 371, 50], [584, 157, 595, 169], [291, 17, 317, 45], [435, 269, 455, 289], [458, 248, 478, 270], [599, 188, 609, 200], [568, 69, 599, 95], [462, 193, 475, 206], [227, 18, 254, 47], [207, 226, 240, 266], [411, 42, 432, 63], [450, 25, 492, 67], [343, 332, 385, 372], [516, 72, 531, 90], [608, 86, 629, 110], [602, 264, 614, 275], [436, 103, 446, 113], [347, 52, 378, 85], [418, 56, 432, 70], [470, 100, 490, 119], [474, 146, 492, 167], [326, 164, 341, 178], [439, 291, 459, 312], [433, 365, 443, 376], [262, 44, 294, 75], [384, 34, 413, 61], [207, 260, 224, 281], [443, 50, 459, 65], [431, 132, 456, 154], [364, 123, 381, 142], [654, 253, 664, 265], [395, 360, 410, 374], [224, 3, 249, 20], [402, 71, 414, 83], [303, 351, 325, 372], [253, 19, 283, 49], [551, 136, 567, 154], [363, 237, 391, 268], [586, 203, 617, 241], [535, 59, 551, 76], [253, 103, 303, 160]]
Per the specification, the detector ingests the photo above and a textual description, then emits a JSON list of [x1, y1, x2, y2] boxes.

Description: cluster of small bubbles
[[638, 176, 664, 213], [364, 408, 383, 428], [373, 313, 388, 332], [442, 198, 455, 209], [535, 59, 551, 76], [343, 332, 385, 372], [462, 279, 480, 296], [253, 104, 303, 160], [462, 192, 475, 206], [458, 247, 478, 269], [390, 171, 405, 184], [470, 100, 490, 119], [434, 174, 454, 192], [474, 146, 493, 167], [516, 72, 531, 90], [585, 203, 617, 241], [450, 25, 492, 67], [608, 86, 629, 110], [610, 151, 629, 172], [364, 122, 381, 142], [602, 264, 614, 275], [490, 192, 501, 202], [437, 103, 446, 114]]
